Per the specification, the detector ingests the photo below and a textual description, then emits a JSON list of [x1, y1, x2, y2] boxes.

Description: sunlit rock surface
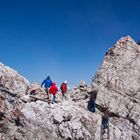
[[92, 36, 140, 140], [0, 36, 140, 140]]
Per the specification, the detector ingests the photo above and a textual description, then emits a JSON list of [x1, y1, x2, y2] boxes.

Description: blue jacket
[[41, 77, 52, 88]]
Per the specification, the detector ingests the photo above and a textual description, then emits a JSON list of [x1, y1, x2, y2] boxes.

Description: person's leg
[[91, 101, 96, 112], [87, 101, 92, 111], [104, 118, 109, 129], [93, 101, 96, 112], [54, 94, 56, 103], [102, 118, 105, 129], [101, 118, 105, 134], [45, 88, 49, 100], [52, 94, 54, 104], [62, 93, 64, 101], [64, 92, 67, 100]]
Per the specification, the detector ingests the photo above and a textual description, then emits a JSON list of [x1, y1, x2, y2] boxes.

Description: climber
[[101, 107, 109, 132], [49, 82, 58, 104], [60, 80, 67, 100], [41, 76, 52, 100], [87, 89, 97, 112]]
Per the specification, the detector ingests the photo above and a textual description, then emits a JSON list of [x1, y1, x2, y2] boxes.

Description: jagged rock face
[[26, 83, 46, 95], [21, 101, 101, 140], [0, 62, 101, 140], [0, 63, 29, 140], [0, 63, 29, 97], [70, 81, 91, 102], [1, 35, 140, 140], [21, 83, 101, 140], [92, 36, 140, 139]]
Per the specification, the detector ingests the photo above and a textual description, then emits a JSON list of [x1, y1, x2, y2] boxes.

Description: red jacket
[[49, 83, 58, 95], [60, 83, 67, 93]]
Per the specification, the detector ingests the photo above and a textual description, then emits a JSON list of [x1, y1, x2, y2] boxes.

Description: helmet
[[64, 80, 67, 84]]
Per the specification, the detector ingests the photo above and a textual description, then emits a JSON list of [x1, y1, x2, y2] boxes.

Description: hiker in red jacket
[[60, 80, 67, 100], [49, 82, 58, 103]]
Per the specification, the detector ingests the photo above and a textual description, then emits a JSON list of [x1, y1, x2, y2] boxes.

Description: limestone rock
[[1, 35, 140, 140], [70, 81, 90, 102], [26, 83, 46, 95], [0, 63, 29, 97], [92, 36, 140, 139], [0, 62, 102, 140], [21, 100, 101, 140]]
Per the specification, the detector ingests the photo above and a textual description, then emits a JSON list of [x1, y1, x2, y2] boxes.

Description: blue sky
[[0, 0, 140, 86]]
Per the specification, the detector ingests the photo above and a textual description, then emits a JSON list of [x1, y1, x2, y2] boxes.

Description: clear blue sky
[[0, 0, 140, 86]]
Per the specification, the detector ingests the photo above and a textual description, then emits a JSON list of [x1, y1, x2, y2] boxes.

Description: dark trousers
[[45, 88, 49, 99], [62, 93, 67, 100], [87, 100, 96, 112], [102, 117, 109, 129], [52, 94, 56, 104]]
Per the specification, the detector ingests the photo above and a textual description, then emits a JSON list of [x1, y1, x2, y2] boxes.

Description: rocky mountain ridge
[[0, 36, 140, 140]]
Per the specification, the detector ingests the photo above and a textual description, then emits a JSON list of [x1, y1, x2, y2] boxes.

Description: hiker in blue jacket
[[41, 76, 52, 100]]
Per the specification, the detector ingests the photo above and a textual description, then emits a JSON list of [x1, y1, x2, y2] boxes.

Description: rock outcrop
[[0, 63, 101, 140], [0, 63, 29, 140], [0, 63, 29, 97], [92, 36, 140, 139]]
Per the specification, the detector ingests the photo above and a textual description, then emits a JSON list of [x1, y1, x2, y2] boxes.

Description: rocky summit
[[0, 36, 140, 140], [92, 36, 140, 140]]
